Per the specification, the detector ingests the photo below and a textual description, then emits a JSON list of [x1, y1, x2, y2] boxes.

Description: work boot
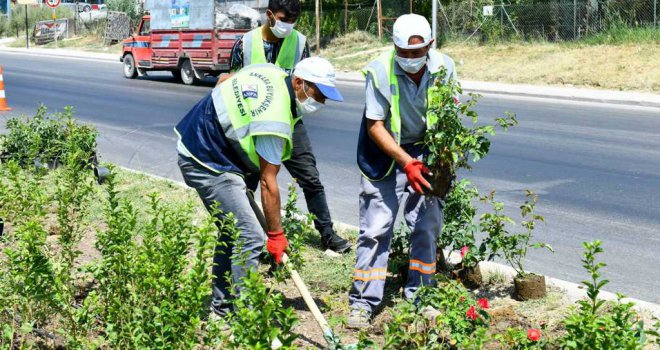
[[320, 226, 352, 253], [346, 308, 371, 329]]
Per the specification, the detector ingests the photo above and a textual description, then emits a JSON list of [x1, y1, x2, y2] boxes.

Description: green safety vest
[[242, 27, 307, 70], [360, 49, 453, 181], [214, 63, 294, 172]]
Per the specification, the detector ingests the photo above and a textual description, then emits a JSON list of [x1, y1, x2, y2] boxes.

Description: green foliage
[[224, 188, 301, 349], [560, 240, 646, 350], [7, 4, 73, 38], [91, 171, 222, 349], [424, 67, 517, 197], [279, 182, 314, 274], [504, 191, 551, 276], [0, 105, 98, 168], [228, 267, 299, 349], [384, 281, 490, 349], [439, 179, 479, 255]]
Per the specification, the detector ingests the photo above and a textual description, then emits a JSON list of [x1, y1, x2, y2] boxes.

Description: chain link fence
[[296, 0, 416, 46], [437, 0, 658, 42]]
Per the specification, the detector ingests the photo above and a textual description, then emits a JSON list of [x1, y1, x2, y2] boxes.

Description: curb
[[3, 46, 658, 108], [0, 47, 120, 63], [117, 164, 660, 319], [335, 73, 660, 109]]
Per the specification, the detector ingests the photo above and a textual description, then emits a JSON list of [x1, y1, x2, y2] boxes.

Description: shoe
[[346, 308, 371, 329], [321, 231, 352, 253]]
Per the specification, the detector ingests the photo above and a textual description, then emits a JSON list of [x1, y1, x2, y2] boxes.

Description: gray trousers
[[349, 154, 443, 313], [178, 155, 265, 315]]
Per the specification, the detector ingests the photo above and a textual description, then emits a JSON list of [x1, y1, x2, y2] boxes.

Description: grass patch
[[322, 30, 660, 92]]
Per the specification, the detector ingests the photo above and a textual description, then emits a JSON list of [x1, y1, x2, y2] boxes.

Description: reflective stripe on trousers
[[348, 153, 443, 313]]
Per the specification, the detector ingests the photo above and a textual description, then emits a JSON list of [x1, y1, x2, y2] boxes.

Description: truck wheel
[[180, 59, 199, 85], [123, 54, 138, 79], [171, 70, 182, 82]]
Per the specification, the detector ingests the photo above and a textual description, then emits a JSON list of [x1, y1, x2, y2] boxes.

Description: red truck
[[121, 3, 260, 85]]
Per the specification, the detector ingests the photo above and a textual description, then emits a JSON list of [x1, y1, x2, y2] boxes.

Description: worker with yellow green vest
[[175, 58, 344, 320], [221, 0, 353, 254], [347, 14, 458, 329]]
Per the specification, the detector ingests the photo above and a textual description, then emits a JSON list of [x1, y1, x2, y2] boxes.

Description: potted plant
[[423, 68, 517, 198], [499, 191, 553, 300]]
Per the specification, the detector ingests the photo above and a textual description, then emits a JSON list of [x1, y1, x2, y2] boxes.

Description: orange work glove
[[403, 160, 432, 194], [266, 230, 288, 264]]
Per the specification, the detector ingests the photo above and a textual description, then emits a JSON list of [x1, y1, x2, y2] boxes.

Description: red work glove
[[403, 160, 432, 194], [266, 230, 288, 264]]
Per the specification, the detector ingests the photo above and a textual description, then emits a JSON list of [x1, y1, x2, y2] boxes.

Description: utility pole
[[432, 0, 437, 48], [25, 4, 29, 49], [344, 0, 348, 33], [376, 0, 383, 41], [409, 0, 412, 14], [315, 0, 320, 55], [573, 0, 577, 39]]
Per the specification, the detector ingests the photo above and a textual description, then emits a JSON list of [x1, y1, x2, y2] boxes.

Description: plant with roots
[[423, 68, 517, 198]]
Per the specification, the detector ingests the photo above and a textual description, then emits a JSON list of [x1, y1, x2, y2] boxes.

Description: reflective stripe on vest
[[213, 63, 294, 173], [242, 28, 306, 70], [360, 50, 446, 180]]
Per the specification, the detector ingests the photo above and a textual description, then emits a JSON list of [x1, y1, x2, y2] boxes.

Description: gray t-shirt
[[365, 53, 457, 145]]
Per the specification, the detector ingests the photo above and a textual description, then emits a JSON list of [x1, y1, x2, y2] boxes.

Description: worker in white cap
[[175, 57, 343, 320], [347, 13, 458, 328]]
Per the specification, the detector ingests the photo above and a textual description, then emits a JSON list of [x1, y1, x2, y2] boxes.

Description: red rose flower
[[466, 305, 478, 321], [459, 296, 465, 302], [477, 298, 489, 309], [460, 246, 469, 258], [527, 328, 541, 342]]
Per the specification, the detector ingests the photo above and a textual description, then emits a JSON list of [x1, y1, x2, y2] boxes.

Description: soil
[[453, 265, 484, 290], [426, 161, 455, 198], [514, 274, 547, 301]]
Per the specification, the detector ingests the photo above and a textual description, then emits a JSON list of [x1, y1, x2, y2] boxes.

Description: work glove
[[403, 160, 432, 194], [266, 230, 288, 264]]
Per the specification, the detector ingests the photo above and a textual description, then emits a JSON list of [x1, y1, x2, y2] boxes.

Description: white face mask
[[395, 55, 427, 74], [296, 82, 324, 115], [270, 19, 294, 38]]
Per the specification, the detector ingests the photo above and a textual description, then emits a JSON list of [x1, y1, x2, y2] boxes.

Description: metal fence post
[[432, 0, 437, 48], [573, 0, 577, 39], [654, 0, 657, 27]]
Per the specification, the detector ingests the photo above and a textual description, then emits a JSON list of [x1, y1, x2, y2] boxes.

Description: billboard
[[147, 0, 213, 30]]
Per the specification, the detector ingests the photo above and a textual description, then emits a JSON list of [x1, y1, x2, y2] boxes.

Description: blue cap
[[316, 83, 344, 102]]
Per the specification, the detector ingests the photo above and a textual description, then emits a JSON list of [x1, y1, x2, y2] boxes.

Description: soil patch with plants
[[1, 107, 659, 349]]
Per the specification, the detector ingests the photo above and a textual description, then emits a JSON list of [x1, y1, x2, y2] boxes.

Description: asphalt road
[[1, 51, 659, 303]]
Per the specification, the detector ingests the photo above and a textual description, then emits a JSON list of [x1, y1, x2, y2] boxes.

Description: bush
[[560, 241, 646, 350], [0, 105, 98, 168]]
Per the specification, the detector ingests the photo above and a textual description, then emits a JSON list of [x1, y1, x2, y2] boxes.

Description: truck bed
[[149, 29, 247, 71]]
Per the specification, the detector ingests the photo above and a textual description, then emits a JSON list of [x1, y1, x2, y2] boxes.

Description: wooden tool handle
[[281, 253, 331, 334]]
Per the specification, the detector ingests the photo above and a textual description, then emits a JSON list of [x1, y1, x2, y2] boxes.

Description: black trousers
[[245, 120, 334, 236], [284, 120, 334, 235]]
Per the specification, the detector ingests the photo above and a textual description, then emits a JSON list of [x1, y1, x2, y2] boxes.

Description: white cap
[[393, 14, 432, 50], [293, 57, 343, 102]]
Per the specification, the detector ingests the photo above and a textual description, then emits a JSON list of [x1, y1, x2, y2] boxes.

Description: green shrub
[[0, 105, 97, 168], [384, 280, 490, 349], [559, 241, 647, 350]]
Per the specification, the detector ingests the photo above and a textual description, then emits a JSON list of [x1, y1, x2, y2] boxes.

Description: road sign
[[46, 0, 60, 9], [16, 0, 38, 5]]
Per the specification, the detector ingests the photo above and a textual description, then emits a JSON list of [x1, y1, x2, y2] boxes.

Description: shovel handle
[[281, 253, 332, 334]]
